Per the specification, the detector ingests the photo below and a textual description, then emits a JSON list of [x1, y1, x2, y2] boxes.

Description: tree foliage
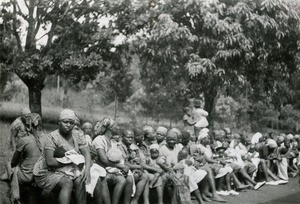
[[106, 0, 300, 124], [0, 0, 107, 115]]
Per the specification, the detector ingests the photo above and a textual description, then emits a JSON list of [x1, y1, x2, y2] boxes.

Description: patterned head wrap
[[23, 113, 42, 151], [82, 122, 93, 129], [94, 117, 115, 136], [59, 109, 77, 121], [21, 107, 31, 115], [23, 113, 42, 132], [167, 128, 179, 139], [286, 134, 294, 140], [143, 125, 154, 134], [149, 144, 160, 151], [156, 126, 168, 136], [170, 128, 182, 138]]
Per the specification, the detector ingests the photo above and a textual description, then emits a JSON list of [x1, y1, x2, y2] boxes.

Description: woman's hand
[[81, 167, 91, 184]]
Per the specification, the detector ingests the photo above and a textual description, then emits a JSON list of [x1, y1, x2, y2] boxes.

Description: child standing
[[168, 163, 192, 204]]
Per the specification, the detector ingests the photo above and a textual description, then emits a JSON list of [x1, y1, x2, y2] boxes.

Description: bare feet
[[211, 195, 227, 203], [202, 195, 212, 202], [236, 184, 252, 191]]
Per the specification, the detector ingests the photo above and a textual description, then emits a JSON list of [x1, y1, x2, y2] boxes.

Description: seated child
[[128, 144, 144, 181], [144, 144, 165, 187], [168, 163, 192, 204]]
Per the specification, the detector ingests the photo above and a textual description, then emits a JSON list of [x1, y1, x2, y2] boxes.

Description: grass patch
[[0, 121, 11, 175], [0, 102, 178, 128]]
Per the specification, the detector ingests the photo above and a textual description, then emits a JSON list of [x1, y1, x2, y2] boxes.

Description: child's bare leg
[[193, 189, 204, 204], [231, 172, 250, 190], [204, 167, 226, 202], [149, 173, 160, 187], [156, 186, 164, 204], [225, 173, 231, 191], [198, 176, 212, 202], [239, 168, 256, 186], [260, 159, 270, 181], [267, 168, 279, 181], [216, 177, 224, 191], [143, 179, 150, 204]]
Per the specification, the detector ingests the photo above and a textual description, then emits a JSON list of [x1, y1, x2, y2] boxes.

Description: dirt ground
[[206, 178, 300, 204]]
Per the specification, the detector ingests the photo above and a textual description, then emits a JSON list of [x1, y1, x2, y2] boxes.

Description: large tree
[[0, 0, 105, 116], [109, 0, 300, 124]]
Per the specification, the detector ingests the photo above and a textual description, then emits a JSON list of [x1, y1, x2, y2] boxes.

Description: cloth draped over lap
[[55, 150, 107, 196], [33, 129, 105, 195]]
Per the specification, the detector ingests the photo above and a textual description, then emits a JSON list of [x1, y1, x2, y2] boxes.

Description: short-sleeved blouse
[[45, 129, 87, 153]]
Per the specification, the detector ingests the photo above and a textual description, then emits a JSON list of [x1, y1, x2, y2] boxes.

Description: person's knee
[[140, 173, 149, 182], [126, 175, 134, 185], [62, 178, 73, 190], [116, 176, 126, 186]]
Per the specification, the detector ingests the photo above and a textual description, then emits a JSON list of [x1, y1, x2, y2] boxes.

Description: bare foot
[[202, 195, 212, 202], [211, 195, 227, 203]]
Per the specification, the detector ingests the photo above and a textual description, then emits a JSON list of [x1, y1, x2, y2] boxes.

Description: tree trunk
[[20, 76, 45, 117], [204, 88, 219, 129], [28, 84, 43, 117], [0, 70, 8, 99], [114, 92, 118, 120]]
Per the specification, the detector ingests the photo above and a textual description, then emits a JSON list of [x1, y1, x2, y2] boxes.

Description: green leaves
[[186, 54, 216, 77]]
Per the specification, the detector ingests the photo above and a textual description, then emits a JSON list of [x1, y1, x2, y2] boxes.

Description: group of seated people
[[1, 108, 300, 204]]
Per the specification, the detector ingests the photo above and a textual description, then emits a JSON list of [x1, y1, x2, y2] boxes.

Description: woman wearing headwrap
[[9, 107, 31, 152], [33, 109, 103, 204], [92, 117, 133, 204], [4, 113, 43, 204]]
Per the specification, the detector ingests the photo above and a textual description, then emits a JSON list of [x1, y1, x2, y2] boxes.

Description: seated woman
[[92, 117, 132, 204], [9, 113, 43, 204], [33, 109, 103, 204]]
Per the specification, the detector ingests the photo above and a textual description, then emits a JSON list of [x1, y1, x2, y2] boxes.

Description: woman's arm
[[141, 163, 162, 173], [80, 146, 91, 183], [11, 151, 21, 168], [96, 148, 115, 167], [124, 161, 142, 170]]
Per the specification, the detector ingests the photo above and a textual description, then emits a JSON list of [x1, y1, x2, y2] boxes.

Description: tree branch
[[16, 2, 28, 20], [34, 0, 42, 37], [23, 0, 29, 9], [11, 0, 22, 51]]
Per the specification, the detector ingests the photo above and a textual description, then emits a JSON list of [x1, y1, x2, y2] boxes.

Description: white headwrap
[[251, 132, 262, 144], [149, 144, 160, 151], [59, 109, 77, 121], [198, 128, 209, 140], [21, 107, 31, 115]]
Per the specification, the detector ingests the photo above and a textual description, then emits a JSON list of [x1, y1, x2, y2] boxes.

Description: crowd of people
[[1, 104, 299, 204]]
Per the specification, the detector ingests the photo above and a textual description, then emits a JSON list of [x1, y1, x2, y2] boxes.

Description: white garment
[[86, 164, 106, 196], [277, 158, 289, 181], [184, 165, 207, 192], [251, 132, 262, 144], [159, 144, 183, 166], [193, 108, 209, 128], [215, 166, 233, 179]]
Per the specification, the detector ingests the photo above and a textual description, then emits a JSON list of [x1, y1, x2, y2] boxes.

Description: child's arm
[[157, 157, 173, 172], [184, 175, 189, 188]]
